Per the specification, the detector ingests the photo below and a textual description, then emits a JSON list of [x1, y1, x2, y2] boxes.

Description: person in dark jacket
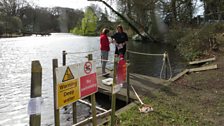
[[100, 28, 110, 75], [111, 25, 128, 57]]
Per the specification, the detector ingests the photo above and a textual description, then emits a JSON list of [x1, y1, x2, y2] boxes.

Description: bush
[[165, 27, 188, 46], [176, 23, 224, 61]]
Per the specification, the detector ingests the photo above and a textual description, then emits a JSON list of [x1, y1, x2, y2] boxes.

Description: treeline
[[106, 0, 224, 60], [0, 0, 111, 36], [112, 0, 224, 38]]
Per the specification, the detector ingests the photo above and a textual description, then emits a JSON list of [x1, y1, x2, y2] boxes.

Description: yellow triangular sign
[[62, 67, 74, 82]]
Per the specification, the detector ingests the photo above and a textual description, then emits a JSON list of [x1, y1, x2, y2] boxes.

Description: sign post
[[111, 57, 118, 126], [54, 53, 98, 125], [88, 54, 97, 126], [53, 59, 60, 126], [62, 50, 77, 124]]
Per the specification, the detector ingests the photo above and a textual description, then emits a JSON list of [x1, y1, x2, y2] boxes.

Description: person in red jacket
[[100, 28, 110, 76]]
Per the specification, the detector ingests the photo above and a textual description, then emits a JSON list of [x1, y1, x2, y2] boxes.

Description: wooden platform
[[96, 68, 168, 101]]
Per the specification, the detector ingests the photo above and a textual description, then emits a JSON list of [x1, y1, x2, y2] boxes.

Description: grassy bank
[[111, 23, 224, 126], [116, 60, 224, 125]]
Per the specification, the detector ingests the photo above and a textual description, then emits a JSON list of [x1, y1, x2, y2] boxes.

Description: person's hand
[[112, 39, 116, 43], [118, 43, 123, 49]]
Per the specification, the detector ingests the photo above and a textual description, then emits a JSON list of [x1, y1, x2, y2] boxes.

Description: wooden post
[[53, 59, 60, 126], [126, 51, 130, 104], [72, 103, 77, 124], [111, 57, 118, 126], [163, 52, 168, 80], [70, 51, 77, 124], [30, 60, 42, 126], [62, 50, 77, 124], [62, 50, 66, 66], [88, 54, 97, 126]]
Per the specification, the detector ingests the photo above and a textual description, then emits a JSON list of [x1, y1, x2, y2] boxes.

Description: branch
[[89, 0, 155, 41]]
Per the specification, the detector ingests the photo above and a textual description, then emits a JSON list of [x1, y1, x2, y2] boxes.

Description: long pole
[[53, 59, 60, 126], [88, 54, 97, 126], [30, 60, 42, 126], [126, 51, 130, 104]]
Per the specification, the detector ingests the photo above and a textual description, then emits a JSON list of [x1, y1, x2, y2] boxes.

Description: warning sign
[[80, 73, 97, 98], [84, 61, 92, 74], [57, 79, 80, 108], [55, 61, 98, 107], [79, 61, 97, 98], [62, 67, 74, 82], [55, 64, 79, 109]]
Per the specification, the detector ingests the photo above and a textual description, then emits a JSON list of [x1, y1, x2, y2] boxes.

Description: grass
[[115, 73, 224, 126], [118, 96, 205, 126]]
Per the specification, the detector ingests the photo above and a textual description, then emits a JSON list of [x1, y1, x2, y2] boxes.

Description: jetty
[[96, 67, 168, 102]]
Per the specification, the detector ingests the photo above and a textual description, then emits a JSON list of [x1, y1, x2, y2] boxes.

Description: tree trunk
[[171, 0, 177, 24]]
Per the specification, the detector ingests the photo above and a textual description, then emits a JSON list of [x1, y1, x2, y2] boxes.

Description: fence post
[[88, 54, 97, 126], [111, 57, 118, 126], [62, 50, 66, 66], [53, 59, 60, 126], [126, 51, 130, 104], [30, 60, 42, 126]]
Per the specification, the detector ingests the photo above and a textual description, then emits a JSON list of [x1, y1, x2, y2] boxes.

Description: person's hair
[[117, 25, 123, 32], [102, 28, 109, 35]]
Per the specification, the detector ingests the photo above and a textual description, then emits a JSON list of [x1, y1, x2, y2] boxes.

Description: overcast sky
[[27, 0, 103, 9]]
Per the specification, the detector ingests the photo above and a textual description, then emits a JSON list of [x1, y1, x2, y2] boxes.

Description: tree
[[0, 0, 28, 16], [82, 7, 98, 35], [201, 0, 224, 20], [71, 6, 98, 36]]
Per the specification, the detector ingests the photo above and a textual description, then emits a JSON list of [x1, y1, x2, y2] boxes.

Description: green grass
[[117, 93, 214, 126]]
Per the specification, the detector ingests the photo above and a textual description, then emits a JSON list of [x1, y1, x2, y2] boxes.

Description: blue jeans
[[101, 50, 109, 73]]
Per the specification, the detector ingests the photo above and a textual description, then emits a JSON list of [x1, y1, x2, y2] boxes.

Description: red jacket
[[100, 34, 110, 51]]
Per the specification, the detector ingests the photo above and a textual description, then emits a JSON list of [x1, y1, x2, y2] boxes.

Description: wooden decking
[[96, 67, 168, 101]]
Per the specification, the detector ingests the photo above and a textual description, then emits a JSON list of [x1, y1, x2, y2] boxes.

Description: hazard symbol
[[62, 67, 74, 82], [84, 62, 92, 74]]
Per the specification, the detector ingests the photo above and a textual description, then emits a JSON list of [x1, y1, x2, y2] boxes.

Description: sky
[[27, 0, 103, 9]]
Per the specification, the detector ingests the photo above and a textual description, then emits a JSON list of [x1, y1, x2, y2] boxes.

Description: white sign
[[28, 97, 43, 115], [78, 61, 96, 77], [112, 84, 122, 94]]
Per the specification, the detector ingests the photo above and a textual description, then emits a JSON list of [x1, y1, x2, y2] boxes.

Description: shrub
[[176, 23, 224, 61]]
